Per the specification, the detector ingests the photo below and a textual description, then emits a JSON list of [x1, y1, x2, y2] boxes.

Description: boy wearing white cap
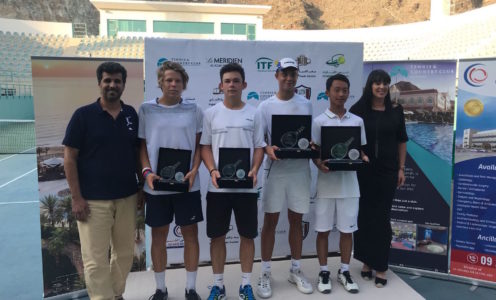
[[256, 58, 314, 298]]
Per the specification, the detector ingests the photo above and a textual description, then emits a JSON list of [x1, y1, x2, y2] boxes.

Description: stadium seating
[[0, 4, 495, 90]]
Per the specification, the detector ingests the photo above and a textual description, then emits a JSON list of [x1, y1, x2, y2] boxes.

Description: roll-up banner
[[32, 58, 146, 298], [451, 58, 496, 282], [364, 61, 456, 272], [144, 38, 364, 265]]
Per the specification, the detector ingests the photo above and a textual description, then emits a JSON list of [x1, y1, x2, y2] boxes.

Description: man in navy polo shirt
[[63, 61, 140, 300]]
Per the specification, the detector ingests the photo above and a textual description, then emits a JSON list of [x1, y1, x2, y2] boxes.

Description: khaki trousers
[[77, 193, 137, 300]]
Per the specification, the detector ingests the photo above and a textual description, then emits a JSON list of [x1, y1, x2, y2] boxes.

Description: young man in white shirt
[[256, 58, 314, 298], [311, 74, 369, 294], [200, 63, 265, 300], [138, 61, 203, 300]]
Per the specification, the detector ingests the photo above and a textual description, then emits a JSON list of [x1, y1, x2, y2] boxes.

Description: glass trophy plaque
[[321, 126, 363, 171], [271, 115, 318, 159], [154, 148, 191, 192], [217, 148, 253, 188]]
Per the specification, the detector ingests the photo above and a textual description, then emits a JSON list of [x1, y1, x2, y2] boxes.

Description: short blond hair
[[157, 61, 189, 90]]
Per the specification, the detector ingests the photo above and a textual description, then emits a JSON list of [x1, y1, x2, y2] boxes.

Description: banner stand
[[44, 290, 88, 300], [391, 265, 496, 289]]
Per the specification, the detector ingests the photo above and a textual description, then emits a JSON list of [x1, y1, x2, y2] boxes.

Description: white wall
[[99, 9, 263, 39]]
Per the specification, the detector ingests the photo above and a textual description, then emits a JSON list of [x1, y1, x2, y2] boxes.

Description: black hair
[[356, 69, 392, 112], [96, 61, 127, 84], [219, 63, 245, 82], [326, 73, 350, 91]]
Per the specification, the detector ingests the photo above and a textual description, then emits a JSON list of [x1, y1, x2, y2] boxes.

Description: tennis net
[[0, 119, 36, 154]]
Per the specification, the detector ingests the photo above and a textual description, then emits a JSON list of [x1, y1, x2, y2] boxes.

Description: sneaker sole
[[318, 287, 331, 294], [339, 280, 359, 294], [256, 290, 272, 299], [288, 277, 313, 294]]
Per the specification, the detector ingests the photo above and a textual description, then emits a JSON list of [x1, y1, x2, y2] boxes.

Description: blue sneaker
[[239, 284, 256, 300], [207, 285, 226, 300]]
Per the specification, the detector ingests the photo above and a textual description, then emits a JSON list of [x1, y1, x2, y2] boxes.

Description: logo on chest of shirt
[[125, 116, 134, 130]]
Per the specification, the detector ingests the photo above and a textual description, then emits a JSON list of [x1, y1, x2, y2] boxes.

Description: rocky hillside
[[0, 0, 495, 35], [0, 0, 99, 34]]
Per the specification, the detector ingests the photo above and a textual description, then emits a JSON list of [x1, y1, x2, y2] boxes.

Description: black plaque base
[[153, 179, 189, 192], [275, 148, 319, 159], [218, 177, 253, 189], [325, 160, 363, 171]]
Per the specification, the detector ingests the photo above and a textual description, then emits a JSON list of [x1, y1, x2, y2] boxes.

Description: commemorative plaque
[[321, 126, 363, 171], [154, 148, 191, 192], [217, 147, 253, 188], [271, 115, 318, 159]]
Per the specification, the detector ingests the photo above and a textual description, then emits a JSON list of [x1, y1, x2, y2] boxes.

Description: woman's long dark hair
[[353, 69, 393, 114]]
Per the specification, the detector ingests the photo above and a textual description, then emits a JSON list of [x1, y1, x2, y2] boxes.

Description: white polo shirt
[[312, 109, 366, 198], [256, 94, 312, 176], [200, 101, 266, 193]]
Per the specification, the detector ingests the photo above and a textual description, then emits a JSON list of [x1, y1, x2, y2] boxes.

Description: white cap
[[276, 57, 298, 71]]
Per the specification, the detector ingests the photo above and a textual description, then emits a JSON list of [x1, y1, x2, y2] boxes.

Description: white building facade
[[91, 0, 270, 40]]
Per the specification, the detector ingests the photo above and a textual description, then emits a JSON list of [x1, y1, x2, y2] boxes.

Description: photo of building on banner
[[364, 61, 456, 272], [452, 59, 496, 283], [32, 58, 146, 298]]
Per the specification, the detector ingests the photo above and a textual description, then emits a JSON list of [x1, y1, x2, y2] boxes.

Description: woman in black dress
[[349, 69, 408, 287]]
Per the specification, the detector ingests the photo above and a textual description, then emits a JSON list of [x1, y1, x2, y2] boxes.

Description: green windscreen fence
[[0, 119, 36, 154]]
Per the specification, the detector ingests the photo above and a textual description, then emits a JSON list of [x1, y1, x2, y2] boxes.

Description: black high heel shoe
[[360, 271, 373, 281], [375, 277, 387, 288]]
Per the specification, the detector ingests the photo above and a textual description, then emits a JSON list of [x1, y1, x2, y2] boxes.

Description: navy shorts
[[145, 190, 203, 227], [206, 192, 258, 239]]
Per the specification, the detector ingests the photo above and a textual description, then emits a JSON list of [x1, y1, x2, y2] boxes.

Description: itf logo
[[317, 92, 328, 101], [247, 91, 259, 100], [464, 63, 488, 87], [157, 57, 168, 67], [256, 57, 277, 71], [326, 54, 345, 68]]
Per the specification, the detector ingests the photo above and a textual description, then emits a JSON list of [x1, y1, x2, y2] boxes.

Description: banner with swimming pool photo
[[364, 61, 456, 273], [451, 58, 496, 283]]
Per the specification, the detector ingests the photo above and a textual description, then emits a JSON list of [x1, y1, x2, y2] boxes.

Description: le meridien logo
[[464, 63, 488, 87]]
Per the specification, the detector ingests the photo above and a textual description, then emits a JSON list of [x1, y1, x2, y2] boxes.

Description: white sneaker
[[337, 269, 359, 294], [288, 269, 313, 294], [317, 270, 331, 294], [256, 271, 272, 298]]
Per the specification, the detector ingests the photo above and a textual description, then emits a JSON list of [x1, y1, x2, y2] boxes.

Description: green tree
[[41, 194, 59, 227], [57, 196, 75, 230]]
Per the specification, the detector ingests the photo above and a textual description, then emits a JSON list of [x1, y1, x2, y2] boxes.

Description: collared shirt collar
[[95, 98, 124, 114], [324, 108, 350, 120]]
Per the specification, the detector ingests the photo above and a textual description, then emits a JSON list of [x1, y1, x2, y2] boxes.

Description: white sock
[[261, 260, 271, 274], [341, 263, 350, 272], [320, 265, 329, 272], [241, 272, 251, 287], [186, 271, 197, 291], [291, 259, 301, 271], [154, 271, 166, 292], [214, 273, 224, 288]]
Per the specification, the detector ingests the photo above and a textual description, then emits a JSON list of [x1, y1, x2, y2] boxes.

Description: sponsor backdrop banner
[[144, 38, 363, 264], [364, 61, 456, 272], [32, 58, 146, 298], [451, 58, 496, 282]]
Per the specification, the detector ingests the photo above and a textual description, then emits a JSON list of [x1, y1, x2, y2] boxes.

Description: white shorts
[[262, 171, 311, 214], [314, 197, 359, 233]]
